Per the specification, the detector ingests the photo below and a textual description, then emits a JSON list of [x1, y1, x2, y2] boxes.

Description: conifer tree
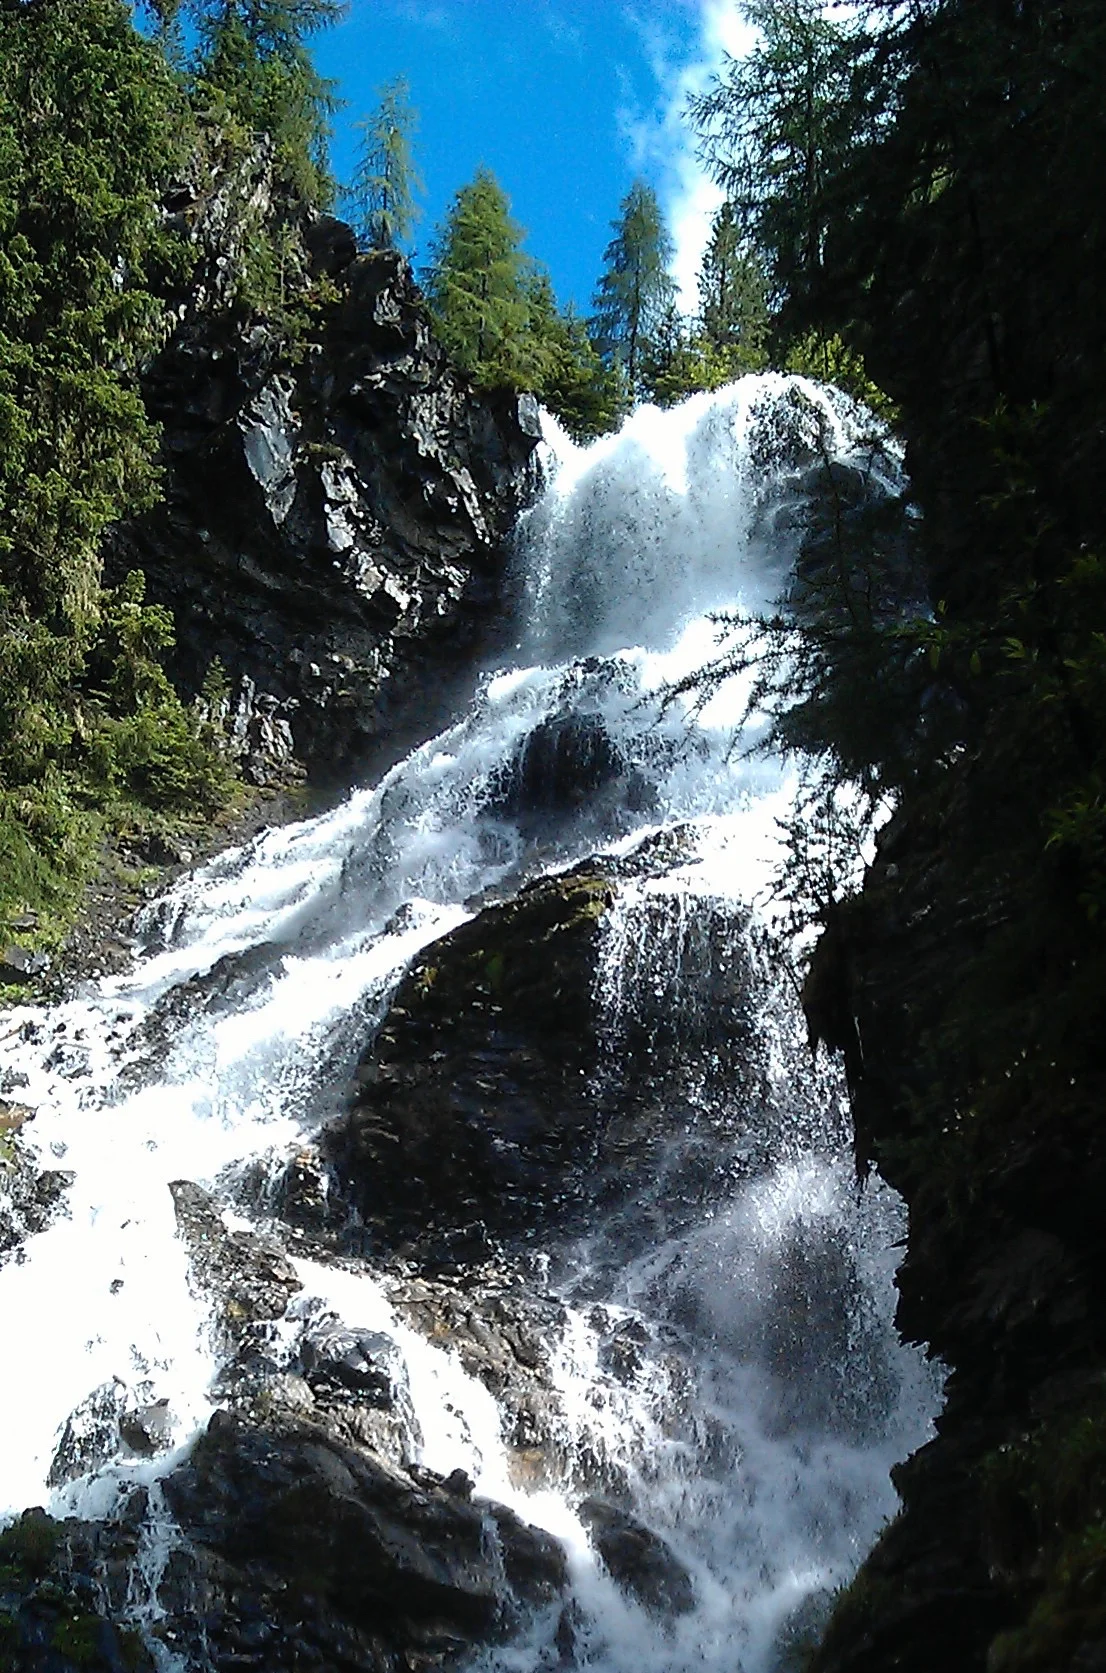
[[347, 75, 423, 251], [191, 0, 343, 204], [525, 274, 628, 440], [591, 180, 676, 397], [424, 168, 540, 388], [698, 201, 768, 363], [688, 0, 858, 302]]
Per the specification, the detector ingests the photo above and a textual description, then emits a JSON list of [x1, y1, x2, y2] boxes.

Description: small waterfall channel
[[0, 375, 941, 1672]]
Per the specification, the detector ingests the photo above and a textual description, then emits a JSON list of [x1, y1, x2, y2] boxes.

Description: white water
[[0, 375, 938, 1670]]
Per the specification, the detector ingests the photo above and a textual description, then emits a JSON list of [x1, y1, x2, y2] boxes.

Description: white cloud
[[618, 1, 758, 315]]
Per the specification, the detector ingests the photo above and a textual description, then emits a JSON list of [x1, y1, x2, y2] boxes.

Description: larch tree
[[591, 180, 676, 398], [189, 0, 344, 203], [423, 167, 541, 389], [347, 75, 423, 251], [688, 0, 860, 309]]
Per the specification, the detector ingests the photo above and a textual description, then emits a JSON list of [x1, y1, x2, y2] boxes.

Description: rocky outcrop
[[806, 777, 1106, 1673], [331, 863, 615, 1266], [578, 1499, 696, 1618], [106, 136, 541, 786], [0, 1121, 73, 1269], [329, 851, 769, 1270], [157, 1408, 567, 1672]]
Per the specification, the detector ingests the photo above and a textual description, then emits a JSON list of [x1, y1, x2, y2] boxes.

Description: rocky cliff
[[105, 133, 541, 790], [805, 749, 1106, 1673]]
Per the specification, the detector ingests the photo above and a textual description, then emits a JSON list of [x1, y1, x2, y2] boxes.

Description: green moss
[[978, 1398, 1106, 1670], [51, 1613, 102, 1664], [0, 1508, 61, 1578]]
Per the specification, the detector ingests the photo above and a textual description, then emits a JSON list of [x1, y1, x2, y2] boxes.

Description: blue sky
[[315, 1, 755, 314]]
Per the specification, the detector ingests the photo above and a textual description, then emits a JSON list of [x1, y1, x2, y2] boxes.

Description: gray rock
[[105, 207, 542, 785], [0, 1137, 73, 1267], [161, 1408, 568, 1657], [169, 1178, 301, 1340], [299, 1322, 406, 1407], [0, 944, 50, 982]]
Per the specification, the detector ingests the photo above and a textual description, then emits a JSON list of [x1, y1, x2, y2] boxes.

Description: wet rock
[[488, 709, 654, 825], [119, 1399, 174, 1458], [0, 1506, 156, 1672], [0, 945, 50, 983], [48, 1381, 129, 1487], [331, 851, 765, 1268], [169, 1179, 301, 1338], [0, 1136, 74, 1267], [160, 1407, 568, 1662], [332, 864, 616, 1260], [578, 1499, 696, 1617], [299, 1322, 406, 1407]]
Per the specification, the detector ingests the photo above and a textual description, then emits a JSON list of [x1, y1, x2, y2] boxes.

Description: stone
[[105, 208, 542, 785], [578, 1499, 696, 1617], [161, 1408, 568, 1658], [299, 1322, 406, 1408], [169, 1179, 301, 1339], [330, 864, 615, 1261], [119, 1399, 174, 1458], [0, 1137, 74, 1267], [0, 944, 50, 983]]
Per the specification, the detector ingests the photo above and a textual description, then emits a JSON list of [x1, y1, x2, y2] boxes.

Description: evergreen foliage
[[187, 0, 343, 205], [424, 168, 622, 440], [423, 167, 541, 390], [0, 0, 235, 935], [591, 181, 676, 397], [697, 201, 768, 364], [347, 75, 423, 252], [689, 0, 860, 308]]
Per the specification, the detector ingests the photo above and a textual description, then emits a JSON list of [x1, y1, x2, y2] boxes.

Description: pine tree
[[347, 75, 423, 251], [423, 168, 540, 389], [591, 180, 676, 397]]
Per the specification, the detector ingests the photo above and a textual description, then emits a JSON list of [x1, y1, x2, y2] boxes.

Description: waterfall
[[0, 374, 940, 1672]]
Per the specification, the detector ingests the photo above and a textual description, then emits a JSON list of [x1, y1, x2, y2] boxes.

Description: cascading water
[[0, 374, 940, 1671]]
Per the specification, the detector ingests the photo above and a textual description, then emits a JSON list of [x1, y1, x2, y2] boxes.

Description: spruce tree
[[347, 75, 423, 251], [591, 180, 676, 397], [697, 201, 768, 364]]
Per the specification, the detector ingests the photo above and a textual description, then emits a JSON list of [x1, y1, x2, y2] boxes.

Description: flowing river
[[0, 374, 940, 1672]]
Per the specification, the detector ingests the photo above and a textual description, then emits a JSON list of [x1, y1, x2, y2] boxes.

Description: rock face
[[0, 1129, 73, 1269], [106, 138, 541, 785], [327, 832, 798, 1274], [805, 790, 1106, 1673]]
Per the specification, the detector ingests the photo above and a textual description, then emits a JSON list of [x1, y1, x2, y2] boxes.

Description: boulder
[[330, 864, 615, 1262], [0, 1135, 73, 1267], [329, 849, 765, 1268], [169, 1179, 301, 1338], [0, 945, 50, 983], [578, 1499, 696, 1617], [158, 1408, 567, 1666]]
